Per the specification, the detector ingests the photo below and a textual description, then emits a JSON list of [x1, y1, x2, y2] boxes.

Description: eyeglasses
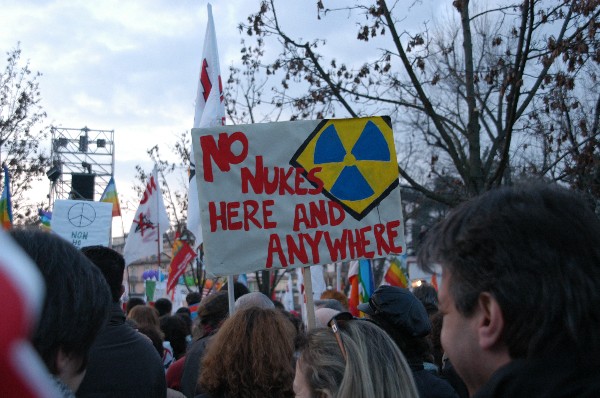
[[327, 312, 354, 361]]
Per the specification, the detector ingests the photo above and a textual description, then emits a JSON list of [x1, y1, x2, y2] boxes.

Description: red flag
[[348, 260, 359, 316], [166, 233, 197, 296], [431, 273, 439, 291]]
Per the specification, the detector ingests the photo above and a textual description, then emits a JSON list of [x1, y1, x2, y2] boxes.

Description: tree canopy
[[232, 0, 600, 212], [0, 44, 49, 223]]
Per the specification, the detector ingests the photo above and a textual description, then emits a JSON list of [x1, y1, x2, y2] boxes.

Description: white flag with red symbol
[[124, 167, 171, 265], [187, 3, 226, 245]]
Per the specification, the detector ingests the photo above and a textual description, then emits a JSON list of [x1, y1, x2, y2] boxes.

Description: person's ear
[[55, 349, 86, 392], [476, 292, 505, 350]]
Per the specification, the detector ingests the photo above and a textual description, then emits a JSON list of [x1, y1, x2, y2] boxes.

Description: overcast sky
[[1, 0, 445, 232]]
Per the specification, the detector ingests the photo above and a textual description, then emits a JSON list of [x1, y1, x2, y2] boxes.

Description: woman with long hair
[[294, 312, 418, 398], [198, 307, 297, 398]]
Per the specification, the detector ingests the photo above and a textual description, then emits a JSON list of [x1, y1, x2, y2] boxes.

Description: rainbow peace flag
[[100, 176, 121, 217], [0, 165, 13, 230], [384, 257, 408, 288], [38, 209, 52, 230]]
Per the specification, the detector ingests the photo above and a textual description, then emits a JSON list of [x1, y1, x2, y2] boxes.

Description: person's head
[[234, 291, 275, 311], [412, 284, 439, 315], [315, 308, 340, 328], [272, 299, 285, 311], [9, 228, 111, 392], [125, 297, 145, 315], [160, 315, 189, 360], [81, 245, 125, 303], [219, 281, 250, 300], [197, 291, 229, 336], [357, 286, 432, 363], [314, 299, 344, 312], [185, 291, 201, 306], [418, 184, 600, 394], [175, 310, 193, 336], [154, 297, 172, 317], [200, 307, 296, 398], [320, 290, 349, 310], [295, 314, 418, 398], [175, 306, 192, 318], [128, 305, 161, 330]]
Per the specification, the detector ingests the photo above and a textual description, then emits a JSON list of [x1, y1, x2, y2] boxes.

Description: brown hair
[[200, 307, 296, 398], [128, 305, 164, 339], [320, 290, 348, 310]]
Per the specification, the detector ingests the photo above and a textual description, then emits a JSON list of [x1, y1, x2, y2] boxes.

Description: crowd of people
[[2, 183, 600, 397]]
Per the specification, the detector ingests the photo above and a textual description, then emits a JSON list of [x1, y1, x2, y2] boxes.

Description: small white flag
[[123, 167, 171, 265], [188, 3, 226, 245]]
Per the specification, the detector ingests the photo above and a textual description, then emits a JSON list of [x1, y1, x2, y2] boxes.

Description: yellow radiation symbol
[[291, 116, 399, 220]]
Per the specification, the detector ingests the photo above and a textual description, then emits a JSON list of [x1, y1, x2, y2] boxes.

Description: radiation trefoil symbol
[[290, 116, 399, 220]]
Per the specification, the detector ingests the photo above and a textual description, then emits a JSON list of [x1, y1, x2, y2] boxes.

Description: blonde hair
[[299, 321, 418, 398]]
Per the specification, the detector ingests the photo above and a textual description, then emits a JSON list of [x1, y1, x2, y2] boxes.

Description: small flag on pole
[[383, 257, 408, 288], [123, 167, 170, 265], [100, 176, 121, 217], [348, 260, 375, 316], [38, 209, 52, 230], [166, 232, 197, 297], [187, 3, 226, 246], [0, 165, 13, 230]]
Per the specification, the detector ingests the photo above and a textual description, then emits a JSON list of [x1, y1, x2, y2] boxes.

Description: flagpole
[[227, 274, 235, 315], [304, 266, 316, 330], [155, 167, 161, 273]]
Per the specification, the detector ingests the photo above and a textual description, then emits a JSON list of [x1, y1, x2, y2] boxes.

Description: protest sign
[[52, 200, 112, 248], [192, 116, 405, 276]]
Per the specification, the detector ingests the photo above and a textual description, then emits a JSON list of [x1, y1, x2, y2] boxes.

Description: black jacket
[[473, 350, 600, 398], [77, 303, 166, 398], [410, 363, 459, 398], [180, 334, 214, 398]]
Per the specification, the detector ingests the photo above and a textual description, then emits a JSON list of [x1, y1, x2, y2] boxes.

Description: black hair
[[418, 184, 600, 358], [81, 245, 125, 303], [160, 315, 189, 359], [10, 228, 111, 373], [198, 291, 229, 330], [219, 281, 250, 300], [412, 284, 439, 315], [154, 298, 172, 317], [175, 310, 193, 335], [185, 291, 201, 306], [126, 297, 146, 315]]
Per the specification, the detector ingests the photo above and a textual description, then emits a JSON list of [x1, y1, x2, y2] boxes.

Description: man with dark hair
[[77, 245, 166, 398], [9, 229, 111, 395], [155, 297, 173, 317], [418, 184, 600, 397]]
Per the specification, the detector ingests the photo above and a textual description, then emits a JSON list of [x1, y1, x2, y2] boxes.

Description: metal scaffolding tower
[[48, 126, 115, 207]]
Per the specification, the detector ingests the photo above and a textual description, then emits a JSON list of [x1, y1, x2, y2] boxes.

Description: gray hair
[[314, 299, 345, 312], [234, 292, 275, 312], [298, 321, 418, 398]]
